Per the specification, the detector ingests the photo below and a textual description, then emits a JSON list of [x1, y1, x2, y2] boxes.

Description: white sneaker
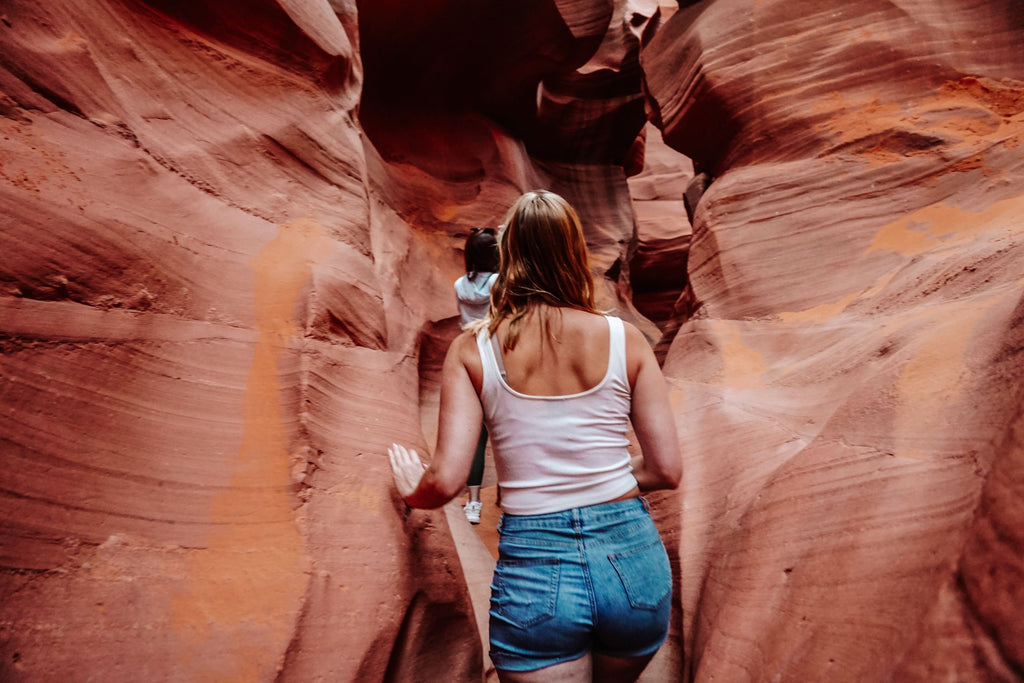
[[463, 501, 482, 525]]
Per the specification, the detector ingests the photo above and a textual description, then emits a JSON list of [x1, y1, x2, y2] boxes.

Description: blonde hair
[[485, 190, 598, 349]]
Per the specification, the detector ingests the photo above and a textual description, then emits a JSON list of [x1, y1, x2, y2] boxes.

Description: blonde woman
[[390, 190, 681, 682]]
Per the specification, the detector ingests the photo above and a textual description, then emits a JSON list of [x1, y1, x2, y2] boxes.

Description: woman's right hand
[[388, 443, 427, 500]]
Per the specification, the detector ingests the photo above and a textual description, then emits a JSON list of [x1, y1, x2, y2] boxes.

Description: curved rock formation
[[0, 1, 475, 679], [0, 0, 656, 680], [642, 0, 1024, 679], [0, 0, 1022, 681]]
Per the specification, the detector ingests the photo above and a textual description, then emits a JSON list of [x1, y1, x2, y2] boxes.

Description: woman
[[453, 227, 500, 524], [390, 190, 681, 682]]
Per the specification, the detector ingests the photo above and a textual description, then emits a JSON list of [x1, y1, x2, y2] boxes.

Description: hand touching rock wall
[[1, 0, 1022, 681]]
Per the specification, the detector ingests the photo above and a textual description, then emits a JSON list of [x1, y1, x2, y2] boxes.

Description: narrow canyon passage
[[1, 1, 1023, 681]]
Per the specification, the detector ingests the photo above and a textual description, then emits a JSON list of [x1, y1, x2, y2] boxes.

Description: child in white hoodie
[[453, 228, 499, 523]]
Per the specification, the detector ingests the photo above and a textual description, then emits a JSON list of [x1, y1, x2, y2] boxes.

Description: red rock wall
[[643, 0, 1024, 679], [0, 0, 474, 679], [0, 0, 654, 680], [1, 0, 1022, 681]]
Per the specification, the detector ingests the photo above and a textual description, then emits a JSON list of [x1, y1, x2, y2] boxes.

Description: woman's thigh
[[496, 653, 591, 683], [495, 651, 656, 683]]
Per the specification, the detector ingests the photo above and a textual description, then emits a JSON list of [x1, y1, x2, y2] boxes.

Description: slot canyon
[[1, 0, 1023, 680]]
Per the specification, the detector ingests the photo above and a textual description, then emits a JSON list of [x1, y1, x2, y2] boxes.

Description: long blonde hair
[[486, 190, 599, 349]]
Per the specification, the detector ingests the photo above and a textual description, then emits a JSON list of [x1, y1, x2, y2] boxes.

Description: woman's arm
[[389, 332, 483, 508], [625, 324, 682, 492]]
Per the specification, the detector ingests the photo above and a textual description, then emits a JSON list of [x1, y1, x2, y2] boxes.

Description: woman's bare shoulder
[[561, 308, 609, 328], [450, 328, 480, 355], [620, 319, 657, 381], [448, 328, 483, 389], [620, 318, 646, 341], [621, 319, 655, 352], [447, 328, 483, 369]]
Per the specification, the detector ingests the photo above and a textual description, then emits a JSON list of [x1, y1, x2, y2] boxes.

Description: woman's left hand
[[388, 443, 427, 500]]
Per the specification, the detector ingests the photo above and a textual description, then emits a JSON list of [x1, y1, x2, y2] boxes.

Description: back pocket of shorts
[[608, 541, 671, 610], [491, 558, 560, 628]]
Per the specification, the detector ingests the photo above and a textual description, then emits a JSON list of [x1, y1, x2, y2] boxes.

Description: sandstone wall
[[1, 0, 1022, 681], [644, 0, 1024, 679], [0, 0, 655, 680]]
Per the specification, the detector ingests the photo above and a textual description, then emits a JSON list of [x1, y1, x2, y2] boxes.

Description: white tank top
[[475, 315, 637, 515]]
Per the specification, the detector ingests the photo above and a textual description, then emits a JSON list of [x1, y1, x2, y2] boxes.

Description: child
[[453, 228, 500, 523]]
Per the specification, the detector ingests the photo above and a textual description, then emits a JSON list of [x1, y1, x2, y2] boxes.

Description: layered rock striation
[[643, 0, 1024, 679], [0, 1, 470, 679], [0, 0, 1022, 681], [0, 0, 658, 680]]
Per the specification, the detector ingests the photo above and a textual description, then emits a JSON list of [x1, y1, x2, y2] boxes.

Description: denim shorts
[[488, 497, 672, 672]]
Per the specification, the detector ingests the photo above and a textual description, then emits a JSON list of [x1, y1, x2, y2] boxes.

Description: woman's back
[[477, 309, 635, 516], [495, 307, 614, 397]]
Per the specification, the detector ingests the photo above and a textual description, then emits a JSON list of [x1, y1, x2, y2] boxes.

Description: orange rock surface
[[0, 0, 1021, 680], [644, 0, 1024, 680]]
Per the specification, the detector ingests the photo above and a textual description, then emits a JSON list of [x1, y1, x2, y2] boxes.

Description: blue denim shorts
[[488, 497, 672, 672]]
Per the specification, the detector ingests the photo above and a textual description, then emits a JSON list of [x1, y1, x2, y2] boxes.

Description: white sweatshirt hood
[[454, 272, 498, 325], [454, 272, 497, 305]]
